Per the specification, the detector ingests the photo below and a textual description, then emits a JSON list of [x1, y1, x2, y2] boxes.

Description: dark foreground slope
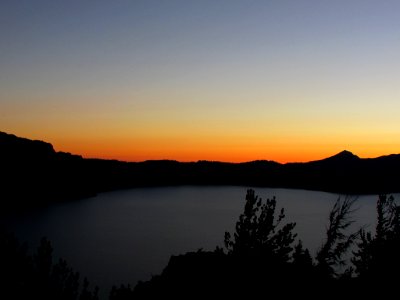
[[1, 131, 400, 210]]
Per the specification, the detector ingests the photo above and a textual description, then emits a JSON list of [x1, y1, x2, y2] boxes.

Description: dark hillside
[[1, 131, 400, 211]]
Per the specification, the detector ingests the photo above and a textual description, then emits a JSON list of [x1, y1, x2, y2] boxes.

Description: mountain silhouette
[[1, 131, 400, 212], [317, 150, 360, 162]]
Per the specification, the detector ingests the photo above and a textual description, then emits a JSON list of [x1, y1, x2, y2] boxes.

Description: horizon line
[[2, 131, 399, 165]]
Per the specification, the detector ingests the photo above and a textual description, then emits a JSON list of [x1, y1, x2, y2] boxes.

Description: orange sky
[[6, 125, 399, 163], [2, 2, 400, 163]]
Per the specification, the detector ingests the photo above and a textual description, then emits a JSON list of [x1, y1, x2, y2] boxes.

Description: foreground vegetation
[[0, 232, 99, 300], [2, 190, 400, 298]]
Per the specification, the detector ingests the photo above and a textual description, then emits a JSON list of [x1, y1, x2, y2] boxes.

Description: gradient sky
[[1, 0, 400, 162]]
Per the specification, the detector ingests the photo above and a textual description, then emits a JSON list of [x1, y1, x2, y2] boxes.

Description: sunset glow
[[2, 1, 400, 163]]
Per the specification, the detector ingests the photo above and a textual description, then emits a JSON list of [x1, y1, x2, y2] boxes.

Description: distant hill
[[1, 131, 400, 211]]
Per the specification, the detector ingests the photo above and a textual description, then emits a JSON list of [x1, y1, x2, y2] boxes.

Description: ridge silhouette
[[2, 131, 400, 212]]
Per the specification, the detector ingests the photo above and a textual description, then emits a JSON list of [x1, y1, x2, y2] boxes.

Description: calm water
[[1, 186, 391, 296]]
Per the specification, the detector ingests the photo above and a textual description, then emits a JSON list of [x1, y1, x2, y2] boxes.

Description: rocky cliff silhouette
[[1, 131, 400, 211]]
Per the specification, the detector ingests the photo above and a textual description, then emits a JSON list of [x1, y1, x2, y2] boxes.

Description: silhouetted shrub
[[292, 240, 313, 271], [352, 195, 400, 282], [0, 231, 98, 300], [224, 189, 297, 263], [316, 197, 358, 278]]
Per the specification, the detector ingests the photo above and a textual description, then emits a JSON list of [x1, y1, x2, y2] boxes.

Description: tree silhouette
[[316, 197, 358, 278], [352, 194, 400, 282], [292, 240, 313, 269], [224, 189, 297, 263], [0, 231, 98, 300], [222, 189, 301, 296]]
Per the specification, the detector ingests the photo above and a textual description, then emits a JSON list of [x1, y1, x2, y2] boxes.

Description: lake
[[1, 186, 391, 297]]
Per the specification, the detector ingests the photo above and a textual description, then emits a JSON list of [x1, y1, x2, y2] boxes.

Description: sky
[[1, 0, 400, 163]]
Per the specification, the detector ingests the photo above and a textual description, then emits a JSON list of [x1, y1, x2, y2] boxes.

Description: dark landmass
[[3, 190, 398, 299], [1, 131, 400, 210]]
